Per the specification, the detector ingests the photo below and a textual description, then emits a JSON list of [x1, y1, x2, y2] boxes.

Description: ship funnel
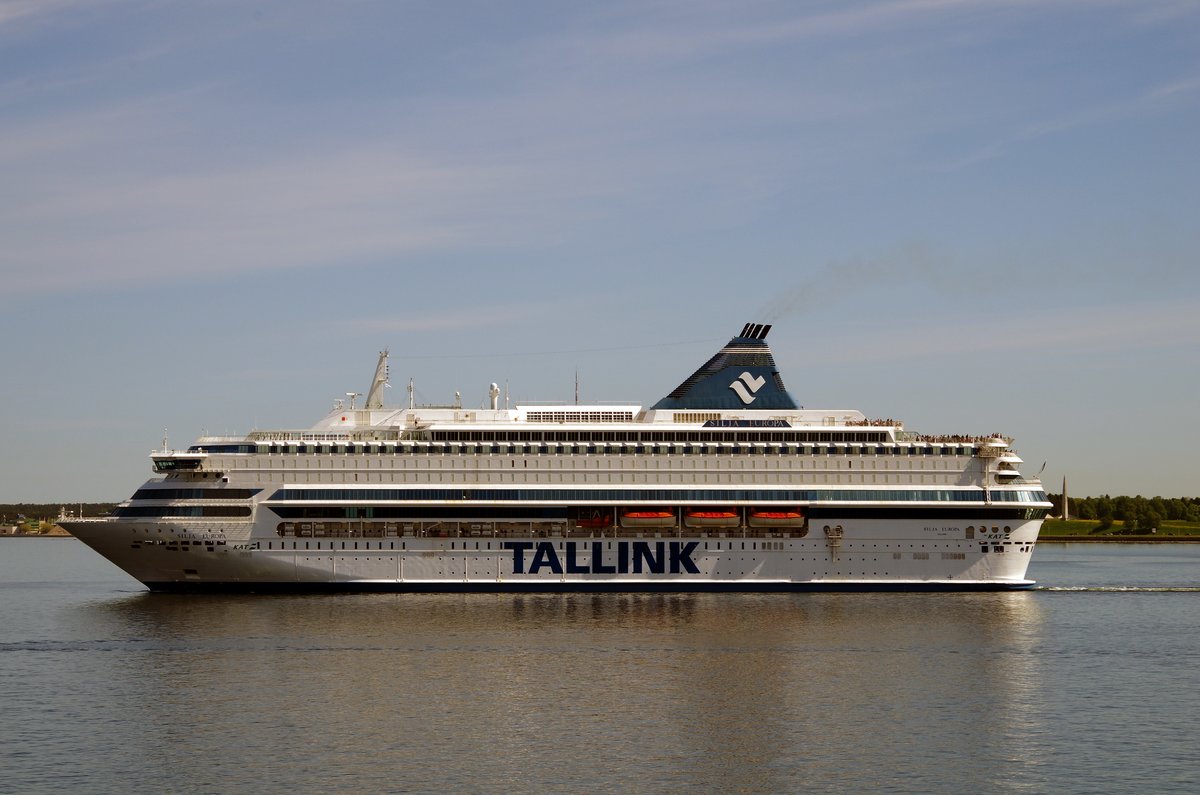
[[651, 322, 797, 411], [489, 383, 501, 411]]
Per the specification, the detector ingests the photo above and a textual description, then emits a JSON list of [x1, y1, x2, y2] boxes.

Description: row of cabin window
[[270, 487, 1049, 504], [222, 443, 977, 457], [190, 432, 890, 452], [428, 430, 889, 443], [115, 505, 251, 518], [130, 488, 261, 501]]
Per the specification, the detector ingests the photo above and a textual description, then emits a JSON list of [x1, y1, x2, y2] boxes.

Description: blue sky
[[2, 0, 1198, 503]]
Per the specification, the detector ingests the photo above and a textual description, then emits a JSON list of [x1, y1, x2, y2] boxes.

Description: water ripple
[[1036, 586, 1200, 592]]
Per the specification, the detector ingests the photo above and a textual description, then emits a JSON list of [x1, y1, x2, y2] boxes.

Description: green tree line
[[1048, 494, 1200, 532]]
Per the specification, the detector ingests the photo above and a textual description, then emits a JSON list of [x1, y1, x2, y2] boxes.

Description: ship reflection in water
[[79, 592, 1047, 793]]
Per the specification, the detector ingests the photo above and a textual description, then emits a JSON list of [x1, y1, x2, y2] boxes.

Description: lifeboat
[[684, 509, 740, 528], [749, 509, 805, 528], [620, 510, 676, 528]]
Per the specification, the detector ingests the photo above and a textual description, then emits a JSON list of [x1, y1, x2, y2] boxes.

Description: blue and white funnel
[[652, 323, 799, 411]]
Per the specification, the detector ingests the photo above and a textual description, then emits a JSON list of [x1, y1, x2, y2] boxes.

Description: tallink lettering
[[502, 541, 700, 575]]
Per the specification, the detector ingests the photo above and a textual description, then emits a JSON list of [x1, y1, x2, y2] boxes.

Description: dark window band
[[267, 487, 1048, 504]]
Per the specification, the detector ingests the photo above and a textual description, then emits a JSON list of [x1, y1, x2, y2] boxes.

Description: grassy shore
[[2, 525, 71, 537], [1038, 518, 1200, 542]]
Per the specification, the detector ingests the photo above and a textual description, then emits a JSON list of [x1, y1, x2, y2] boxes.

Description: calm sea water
[[1, 540, 1197, 794]]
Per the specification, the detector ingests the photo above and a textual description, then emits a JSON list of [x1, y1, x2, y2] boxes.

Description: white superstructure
[[64, 323, 1050, 591]]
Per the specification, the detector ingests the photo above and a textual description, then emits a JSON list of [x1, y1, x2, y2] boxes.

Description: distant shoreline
[[1037, 536, 1200, 544]]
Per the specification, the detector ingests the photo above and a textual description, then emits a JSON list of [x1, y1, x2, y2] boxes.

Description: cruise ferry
[[63, 323, 1050, 591]]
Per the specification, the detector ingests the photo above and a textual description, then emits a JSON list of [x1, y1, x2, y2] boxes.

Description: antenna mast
[[364, 349, 390, 409]]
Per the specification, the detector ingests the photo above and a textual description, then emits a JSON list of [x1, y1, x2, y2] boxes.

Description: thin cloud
[[5, 0, 1196, 301], [0, 0, 133, 31], [571, 0, 1122, 62], [0, 0, 81, 27], [346, 307, 536, 335], [937, 69, 1200, 171], [0, 134, 619, 298], [0, 72, 832, 299], [1146, 74, 1200, 101], [937, 105, 1128, 170], [797, 298, 1200, 366]]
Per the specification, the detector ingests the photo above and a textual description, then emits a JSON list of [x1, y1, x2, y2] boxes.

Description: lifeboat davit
[[575, 512, 612, 529]]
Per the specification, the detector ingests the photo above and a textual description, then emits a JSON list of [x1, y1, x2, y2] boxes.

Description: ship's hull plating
[[63, 517, 1040, 592]]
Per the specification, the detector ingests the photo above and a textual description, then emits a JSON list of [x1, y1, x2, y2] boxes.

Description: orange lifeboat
[[620, 510, 676, 528], [749, 509, 805, 528], [684, 509, 740, 528]]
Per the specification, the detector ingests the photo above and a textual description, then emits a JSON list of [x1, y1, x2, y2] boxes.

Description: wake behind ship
[[63, 323, 1050, 591]]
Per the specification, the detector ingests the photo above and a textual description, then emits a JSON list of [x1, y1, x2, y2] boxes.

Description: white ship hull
[[64, 515, 1041, 591], [67, 322, 1049, 592]]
